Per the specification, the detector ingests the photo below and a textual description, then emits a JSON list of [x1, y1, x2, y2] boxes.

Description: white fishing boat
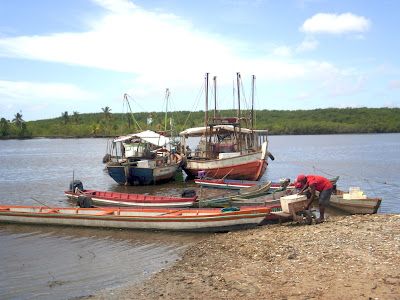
[[0, 205, 271, 232], [179, 73, 274, 181]]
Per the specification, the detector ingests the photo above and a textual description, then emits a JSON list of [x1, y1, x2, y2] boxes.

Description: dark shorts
[[319, 188, 332, 206]]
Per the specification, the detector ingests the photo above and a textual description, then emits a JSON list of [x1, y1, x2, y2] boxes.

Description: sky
[[0, 0, 399, 121]]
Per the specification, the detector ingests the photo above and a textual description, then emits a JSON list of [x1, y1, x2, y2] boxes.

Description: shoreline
[[1, 132, 400, 140], [89, 214, 400, 300]]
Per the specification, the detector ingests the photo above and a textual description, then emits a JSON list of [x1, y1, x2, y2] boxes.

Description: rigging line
[[183, 83, 205, 128], [287, 160, 400, 188], [239, 76, 250, 111], [254, 81, 258, 128], [124, 94, 142, 131]]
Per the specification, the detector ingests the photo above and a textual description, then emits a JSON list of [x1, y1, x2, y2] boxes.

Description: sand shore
[[90, 214, 400, 300]]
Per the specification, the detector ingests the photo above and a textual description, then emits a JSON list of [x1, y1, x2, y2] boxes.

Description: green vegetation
[[0, 107, 399, 139]]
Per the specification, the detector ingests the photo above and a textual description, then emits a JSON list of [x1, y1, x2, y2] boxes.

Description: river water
[[0, 134, 399, 299]]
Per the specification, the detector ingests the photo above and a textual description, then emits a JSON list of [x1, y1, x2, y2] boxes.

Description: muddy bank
[[91, 214, 400, 300]]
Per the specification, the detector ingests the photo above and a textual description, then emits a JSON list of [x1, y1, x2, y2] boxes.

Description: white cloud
[[0, 0, 316, 88], [300, 13, 371, 35], [0, 80, 95, 104], [0, 0, 373, 115], [272, 46, 292, 57], [388, 80, 400, 89], [296, 37, 319, 52]]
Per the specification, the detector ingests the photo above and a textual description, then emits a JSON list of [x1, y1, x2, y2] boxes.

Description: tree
[[12, 112, 24, 129], [73, 111, 80, 124], [101, 106, 112, 120], [0, 118, 10, 136], [91, 123, 101, 136], [61, 111, 69, 125]]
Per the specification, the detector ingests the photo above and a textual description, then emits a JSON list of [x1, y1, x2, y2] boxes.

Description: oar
[[31, 197, 52, 209]]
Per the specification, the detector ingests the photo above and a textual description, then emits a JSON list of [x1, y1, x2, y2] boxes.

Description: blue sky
[[0, 0, 399, 121]]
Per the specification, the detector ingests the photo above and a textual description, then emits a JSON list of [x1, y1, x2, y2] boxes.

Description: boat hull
[[0, 206, 270, 232], [329, 195, 381, 214], [64, 190, 198, 208], [184, 152, 267, 181], [107, 164, 180, 186]]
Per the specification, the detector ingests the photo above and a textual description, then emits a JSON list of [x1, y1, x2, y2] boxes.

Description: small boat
[[238, 181, 272, 197], [198, 187, 292, 208], [195, 178, 293, 190], [105, 130, 182, 186], [329, 188, 382, 214], [0, 205, 271, 232], [195, 178, 257, 189], [195, 176, 339, 190], [64, 189, 198, 208]]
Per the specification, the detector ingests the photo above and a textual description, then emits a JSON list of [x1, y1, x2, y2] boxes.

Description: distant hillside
[[1, 107, 399, 139]]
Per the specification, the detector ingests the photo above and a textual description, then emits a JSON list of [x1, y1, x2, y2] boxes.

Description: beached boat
[[179, 73, 274, 181], [64, 189, 198, 208], [238, 181, 272, 197], [195, 178, 293, 190], [198, 186, 292, 208], [105, 130, 182, 185], [0, 205, 271, 232], [329, 188, 381, 214]]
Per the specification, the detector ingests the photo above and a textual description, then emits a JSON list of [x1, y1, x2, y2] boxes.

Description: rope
[[281, 160, 399, 200], [183, 83, 205, 128]]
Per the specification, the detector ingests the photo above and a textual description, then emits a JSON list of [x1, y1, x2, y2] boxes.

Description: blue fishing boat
[[105, 130, 182, 185]]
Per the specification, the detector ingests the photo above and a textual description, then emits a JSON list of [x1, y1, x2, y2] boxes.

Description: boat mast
[[213, 76, 217, 119], [236, 72, 242, 154], [236, 72, 241, 118], [123, 93, 142, 131], [205, 73, 209, 126], [205, 73, 210, 159], [164, 88, 170, 132], [251, 75, 255, 131]]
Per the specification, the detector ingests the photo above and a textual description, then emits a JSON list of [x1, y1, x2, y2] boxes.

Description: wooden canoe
[[329, 190, 382, 214], [194, 178, 292, 190], [64, 189, 198, 208], [0, 205, 270, 232], [198, 187, 292, 208], [194, 176, 339, 190]]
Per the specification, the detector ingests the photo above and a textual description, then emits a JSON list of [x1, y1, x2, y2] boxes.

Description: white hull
[[186, 151, 263, 170], [329, 195, 381, 214], [0, 206, 269, 232]]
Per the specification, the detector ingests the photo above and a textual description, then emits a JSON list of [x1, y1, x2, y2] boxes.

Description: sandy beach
[[89, 214, 400, 300]]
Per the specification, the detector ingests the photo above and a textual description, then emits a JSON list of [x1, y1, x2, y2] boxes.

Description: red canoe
[[64, 189, 198, 208]]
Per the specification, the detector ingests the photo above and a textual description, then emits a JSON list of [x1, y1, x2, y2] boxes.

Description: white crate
[[218, 152, 241, 159], [280, 194, 307, 213]]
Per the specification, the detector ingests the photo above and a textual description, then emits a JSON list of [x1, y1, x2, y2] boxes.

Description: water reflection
[[0, 223, 207, 300]]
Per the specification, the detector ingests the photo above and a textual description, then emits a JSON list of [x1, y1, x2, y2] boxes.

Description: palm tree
[[61, 111, 69, 124], [12, 112, 24, 129], [101, 106, 112, 120], [72, 111, 80, 124]]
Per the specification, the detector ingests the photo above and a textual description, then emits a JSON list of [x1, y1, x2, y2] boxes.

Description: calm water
[[0, 134, 399, 299]]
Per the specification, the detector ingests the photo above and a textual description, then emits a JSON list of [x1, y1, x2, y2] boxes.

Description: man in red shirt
[[295, 174, 333, 223]]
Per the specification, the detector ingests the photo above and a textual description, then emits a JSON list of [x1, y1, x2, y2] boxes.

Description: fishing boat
[[329, 188, 382, 214], [0, 205, 271, 232], [64, 189, 198, 208], [105, 130, 182, 185], [179, 73, 274, 181], [198, 185, 292, 208], [194, 178, 293, 190]]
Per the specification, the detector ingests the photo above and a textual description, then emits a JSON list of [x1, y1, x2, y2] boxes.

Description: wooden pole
[[205, 73, 209, 126], [213, 76, 217, 119], [251, 75, 255, 130]]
